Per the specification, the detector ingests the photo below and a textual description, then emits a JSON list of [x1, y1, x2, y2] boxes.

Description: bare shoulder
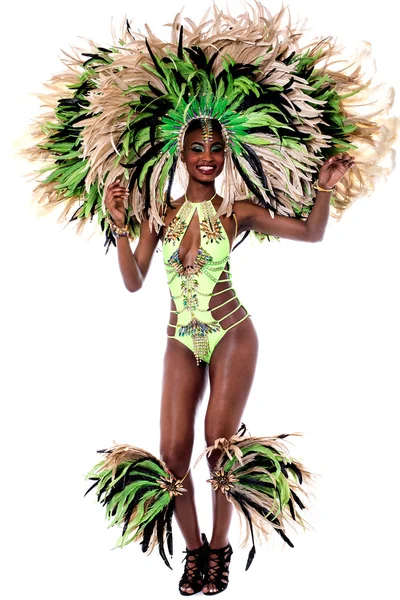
[[233, 199, 255, 217], [232, 199, 268, 231]]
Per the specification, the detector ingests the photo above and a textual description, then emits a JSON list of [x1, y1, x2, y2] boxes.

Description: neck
[[185, 181, 217, 203]]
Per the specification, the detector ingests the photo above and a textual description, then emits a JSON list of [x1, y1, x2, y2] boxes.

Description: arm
[[115, 221, 159, 292], [105, 179, 160, 292], [235, 153, 355, 242]]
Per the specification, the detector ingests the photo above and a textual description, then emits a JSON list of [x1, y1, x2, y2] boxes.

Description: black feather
[[236, 423, 247, 436], [275, 527, 294, 548], [286, 461, 303, 485], [287, 498, 296, 520], [165, 154, 178, 208], [245, 546, 256, 571], [144, 170, 152, 215], [126, 20, 135, 40], [121, 497, 138, 537], [185, 46, 208, 71], [156, 510, 173, 569], [242, 143, 271, 193], [232, 230, 250, 251], [165, 500, 174, 558], [141, 519, 156, 554], [83, 480, 99, 497], [145, 39, 165, 79], [231, 153, 273, 209], [178, 26, 184, 59], [69, 204, 84, 222], [291, 490, 305, 510], [231, 492, 256, 570]]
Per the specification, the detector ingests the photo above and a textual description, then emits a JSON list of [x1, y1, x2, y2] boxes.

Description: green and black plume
[[26, 3, 396, 249], [84, 443, 187, 568], [201, 423, 313, 570]]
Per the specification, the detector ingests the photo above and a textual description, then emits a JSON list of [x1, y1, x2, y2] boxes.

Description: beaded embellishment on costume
[[167, 248, 213, 276], [178, 318, 220, 365], [199, 198, 224, 243], [200, 218, 224, 243], [164, 201, 194, 245], [166, 247, 221, 365], [163, 198, 235, 365]]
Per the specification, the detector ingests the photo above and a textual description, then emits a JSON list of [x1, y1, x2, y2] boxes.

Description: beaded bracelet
[[108, 218, 129, 239], [313, 180, 335, 193]]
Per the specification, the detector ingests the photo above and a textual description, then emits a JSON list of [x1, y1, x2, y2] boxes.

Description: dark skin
[[105, 128, 354, 593]]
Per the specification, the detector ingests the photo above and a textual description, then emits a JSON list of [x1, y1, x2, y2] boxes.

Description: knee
[[205, 424, 235, 450], [160, 439, 193, 478]]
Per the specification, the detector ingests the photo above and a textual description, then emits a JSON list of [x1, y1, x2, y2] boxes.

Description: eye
[[191, 144, 204, 152], [211, 144, 223, 152]]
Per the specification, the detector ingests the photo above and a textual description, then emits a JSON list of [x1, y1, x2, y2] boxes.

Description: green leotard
[[163, 197, 250, 365]]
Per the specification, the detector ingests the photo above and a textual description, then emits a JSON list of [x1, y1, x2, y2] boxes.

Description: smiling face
[[181, 122, 225, 183]]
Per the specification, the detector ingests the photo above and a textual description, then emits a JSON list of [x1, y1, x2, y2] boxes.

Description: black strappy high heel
[[202, 542, 233, 595], [179, 533, 209, 596]]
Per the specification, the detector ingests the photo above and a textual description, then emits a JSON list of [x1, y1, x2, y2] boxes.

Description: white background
[[3, 1, 399, 598]]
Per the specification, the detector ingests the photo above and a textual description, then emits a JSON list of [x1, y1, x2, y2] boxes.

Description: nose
[[203, 145, 213, 161]]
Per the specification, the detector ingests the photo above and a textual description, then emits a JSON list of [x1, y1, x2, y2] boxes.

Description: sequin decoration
[[166, 247, 213, 276], [163, 216, 187, 244], [178, 318, 221, 365], [163, 197, 233, 366], [200, 218, 224, 242], [164, 201, 194, 245], [199, 199, 224, 243]]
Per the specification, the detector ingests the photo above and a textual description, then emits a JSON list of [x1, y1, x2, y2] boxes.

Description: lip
[[196, 165, 216, 175]]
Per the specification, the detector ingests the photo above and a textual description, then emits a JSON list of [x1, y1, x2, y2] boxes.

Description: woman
[[27, 3, 393, 596], [103, 117, 354, 595]]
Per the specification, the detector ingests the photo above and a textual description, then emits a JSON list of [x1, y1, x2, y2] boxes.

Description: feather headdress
[[27, 2, 396, 250], [199, 423, 313, 570], [84, 443, 187, 568]]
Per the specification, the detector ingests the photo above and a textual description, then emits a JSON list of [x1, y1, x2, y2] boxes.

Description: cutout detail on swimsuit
[[163, 199, 250, 365]]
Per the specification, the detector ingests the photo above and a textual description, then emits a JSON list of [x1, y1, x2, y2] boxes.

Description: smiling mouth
[[197, 165, 216, 174]]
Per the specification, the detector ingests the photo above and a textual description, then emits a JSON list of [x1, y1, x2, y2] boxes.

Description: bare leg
[[159, 338, 207, 593], [202, 318, 258, 593]]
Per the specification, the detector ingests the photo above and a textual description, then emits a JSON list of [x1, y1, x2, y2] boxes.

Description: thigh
[[205, 318, 259, 442], [160, 338, 208, 453]]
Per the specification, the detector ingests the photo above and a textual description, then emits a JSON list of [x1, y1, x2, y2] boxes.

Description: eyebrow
[[190, 141, 223, 146]]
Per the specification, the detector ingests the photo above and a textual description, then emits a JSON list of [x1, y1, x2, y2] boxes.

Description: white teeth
[[198, 166, 214, 172]]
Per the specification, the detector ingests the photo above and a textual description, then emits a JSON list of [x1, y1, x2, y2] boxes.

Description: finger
[[342, 158, 355, 166], [112, 188, 129, 197], [108, 178, 127, 191], [106, 189, 129, 201], [108, 179, 121, 189]]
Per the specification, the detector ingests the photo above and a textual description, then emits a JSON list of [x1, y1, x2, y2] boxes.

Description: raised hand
[[104, 179, 129, 227], [318, 153, 355, 189]]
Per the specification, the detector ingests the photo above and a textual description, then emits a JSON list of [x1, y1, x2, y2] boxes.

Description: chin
[[192, 168, 223, 182]]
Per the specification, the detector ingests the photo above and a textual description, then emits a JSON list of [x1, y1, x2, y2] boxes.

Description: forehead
[[184, 127, 224, 145]]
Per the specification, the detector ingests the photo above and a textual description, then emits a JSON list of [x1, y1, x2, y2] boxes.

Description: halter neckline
[[184, 192, 217, 205]]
